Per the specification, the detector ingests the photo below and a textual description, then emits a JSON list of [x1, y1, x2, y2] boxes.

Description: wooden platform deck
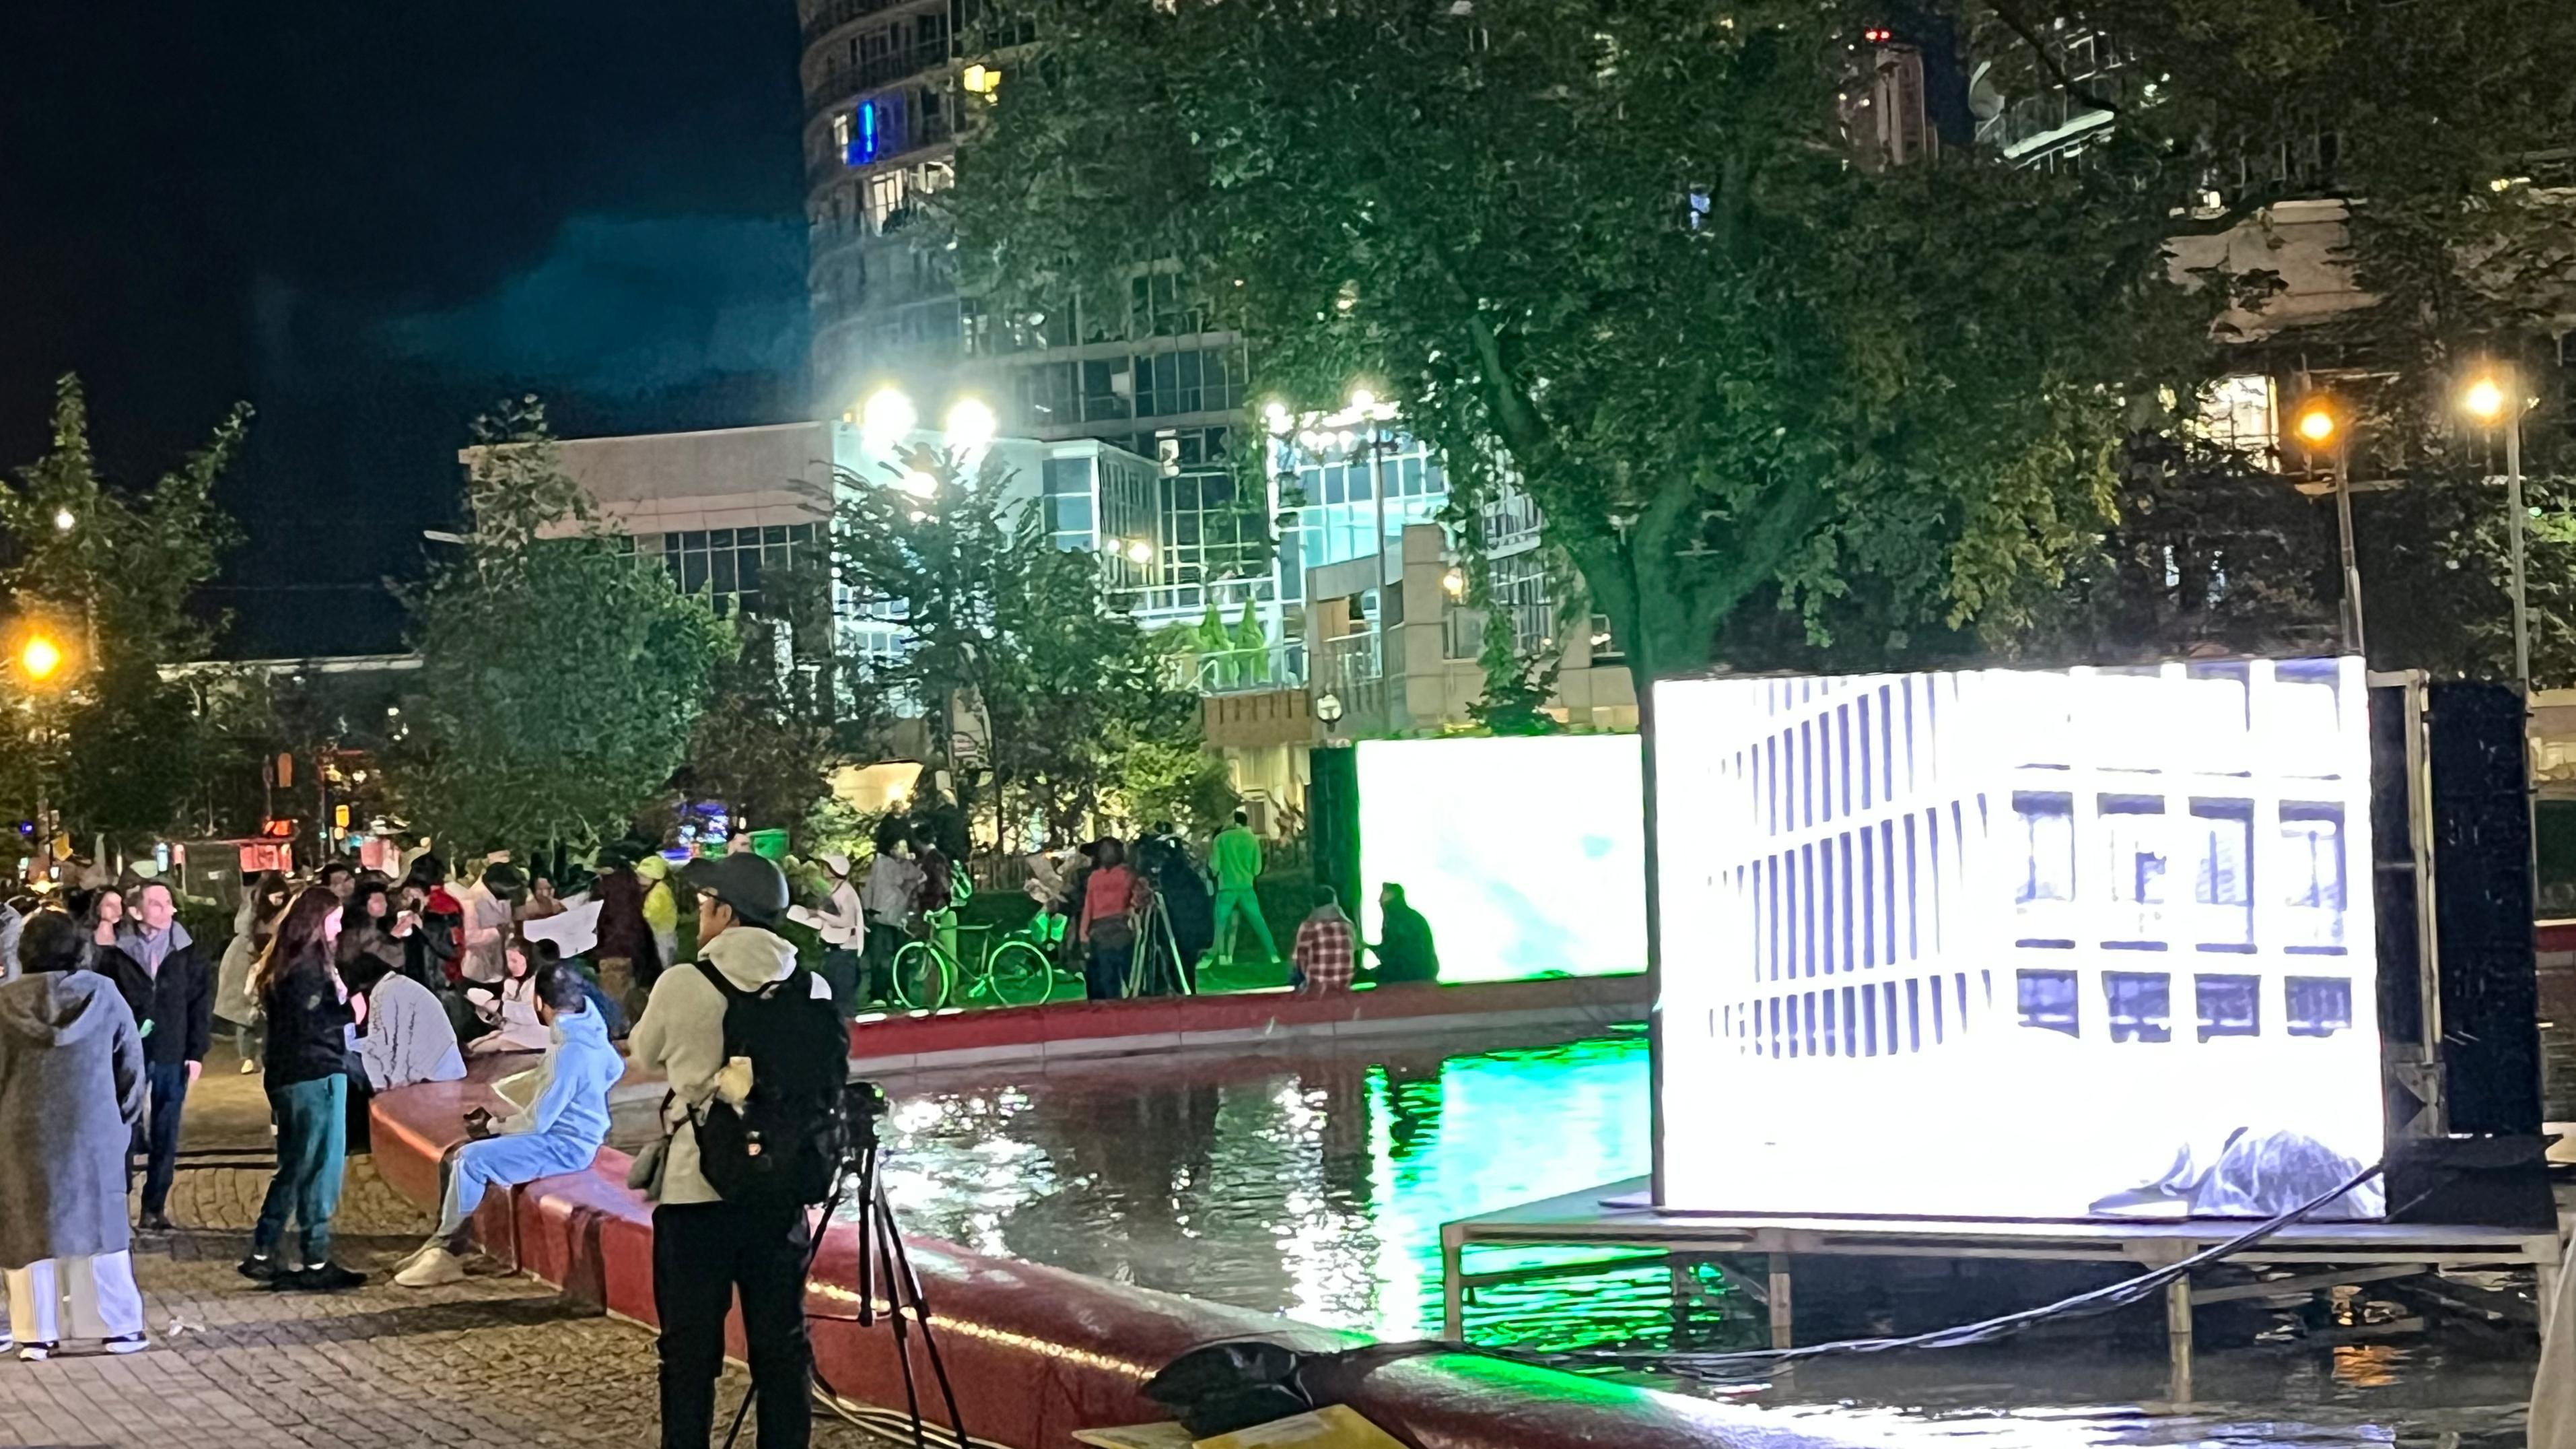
[[1440, 1176, 2564, 1401]]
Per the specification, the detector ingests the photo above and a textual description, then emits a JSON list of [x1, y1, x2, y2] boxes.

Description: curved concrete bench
[[370, 1001, 1838, 1449]]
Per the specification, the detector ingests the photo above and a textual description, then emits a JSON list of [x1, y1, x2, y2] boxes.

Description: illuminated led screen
[[1653, 661, 2386, 1220], [1357, 736, 1646, 983]]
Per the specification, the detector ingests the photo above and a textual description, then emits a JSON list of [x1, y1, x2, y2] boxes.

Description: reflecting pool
[[631, 1023, 2539, 1448]]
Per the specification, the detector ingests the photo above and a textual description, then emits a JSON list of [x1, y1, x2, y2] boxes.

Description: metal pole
[[2333, 446, 2367, 656], [2507, 409, 2530, 696]]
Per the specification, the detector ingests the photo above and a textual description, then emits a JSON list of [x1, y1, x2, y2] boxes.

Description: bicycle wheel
[[889, 941, 953, 1011], [985, 939, 1057, 1007]]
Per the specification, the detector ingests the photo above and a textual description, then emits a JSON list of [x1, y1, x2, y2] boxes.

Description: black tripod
[[722, 1085, 968, 1449]]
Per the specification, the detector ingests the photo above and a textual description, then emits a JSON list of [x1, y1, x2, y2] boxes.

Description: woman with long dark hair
[[239, 887, 364, 1291]]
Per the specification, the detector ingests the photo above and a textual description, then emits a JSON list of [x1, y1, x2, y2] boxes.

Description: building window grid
[[637, 523, 823, 615], [1699, 663, 2366, 1062]]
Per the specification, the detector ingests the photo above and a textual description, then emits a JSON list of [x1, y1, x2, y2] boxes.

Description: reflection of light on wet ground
[[740, 1027, 2536, 1449]]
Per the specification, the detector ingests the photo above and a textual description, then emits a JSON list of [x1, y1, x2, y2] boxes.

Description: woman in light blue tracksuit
[[393, 958, 624, 1287]]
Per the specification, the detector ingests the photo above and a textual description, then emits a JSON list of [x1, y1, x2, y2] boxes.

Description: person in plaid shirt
[[1291, 888, 1356, 995]]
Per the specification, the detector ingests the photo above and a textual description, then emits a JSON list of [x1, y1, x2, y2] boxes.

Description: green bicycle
[[889, 912, 1059, 1010]]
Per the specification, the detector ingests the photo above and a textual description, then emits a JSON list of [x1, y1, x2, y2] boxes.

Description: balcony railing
[[1172, 644, 1307, 696], [1321, 631, 1381, 689]]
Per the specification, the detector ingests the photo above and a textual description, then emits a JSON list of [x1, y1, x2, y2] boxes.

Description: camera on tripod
[[839, 1078, 888, 1161]]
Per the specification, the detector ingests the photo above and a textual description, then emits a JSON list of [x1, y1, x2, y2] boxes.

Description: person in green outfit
[[1209, 810, 1280, 968]]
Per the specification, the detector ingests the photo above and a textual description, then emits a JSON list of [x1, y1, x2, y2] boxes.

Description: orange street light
[[20, 634, 62, 683], [2293, 401, 2338, 446]]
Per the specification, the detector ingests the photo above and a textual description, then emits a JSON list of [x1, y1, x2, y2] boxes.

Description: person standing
[[592, 850, 655, 1022], [217, 873, 290, 1071], [635, 854, 681, 976], [1137, 823, 1214, 992], [456, 863, 525, 985], [112, 882, 213, 1232], [1368, 882, 1441, 985], [1077, 838, 1148, 1001], [1291, 888, 1356, 997], [0, 911, 149, 1359], [1210, 811, 1279, 969], [240, 887, 365, 1291], [318, 861, 356, 902], [397, 856, 462, 988], [788, 853, 866, 1014], [858, 831, 922, 1006], [628, 854, 832, 1449]]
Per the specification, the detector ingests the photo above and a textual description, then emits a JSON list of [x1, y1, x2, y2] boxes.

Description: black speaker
[[2383, 1135, 2556, 1229], [1307, 745, 1360, 909], [2423, 682, 2543, 1137]]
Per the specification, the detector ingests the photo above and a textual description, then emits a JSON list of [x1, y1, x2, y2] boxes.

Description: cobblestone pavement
[[0, 1046, 899, 1448]]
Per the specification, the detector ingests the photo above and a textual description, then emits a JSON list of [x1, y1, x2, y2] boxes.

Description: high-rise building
[[794, 0, 1279, 638]]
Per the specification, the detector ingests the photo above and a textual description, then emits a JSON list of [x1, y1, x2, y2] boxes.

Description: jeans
[[862, 922, 903, 1003], [654, 1200, 812, 1449], [254, 1076, 348, 1266], [1085, 939, 1133, 1001], [816, 947, 864, 1015], [134, 1060, 190, 1216], [1212, 887, 1278, 964]]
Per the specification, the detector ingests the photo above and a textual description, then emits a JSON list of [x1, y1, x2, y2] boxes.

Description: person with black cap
[[628, 851, 833, 1449]]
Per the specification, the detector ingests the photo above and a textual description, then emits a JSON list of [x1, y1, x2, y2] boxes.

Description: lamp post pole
[[2332, 442, 2366, 657], [2505, 393, 2530, 697]]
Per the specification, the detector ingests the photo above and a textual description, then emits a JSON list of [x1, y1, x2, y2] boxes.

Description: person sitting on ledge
[[1291, 887, 1356, 997], [394, 957, 624, 1288], [1368, 881, 1440, 985]]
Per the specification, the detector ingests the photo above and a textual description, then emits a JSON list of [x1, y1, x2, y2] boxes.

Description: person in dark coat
[[109, 881, 213, 1232], [1370, 882, 1441, 984], [241, 887, 365, 1292], [589, 849, 654, 1023], [0, 910, 149, 1357]]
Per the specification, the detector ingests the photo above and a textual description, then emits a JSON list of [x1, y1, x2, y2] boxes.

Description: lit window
[[2194, 973, 2260, 1041], [2013, 791, 2075, 906], [833, 112, 853, 158], [2190, 799, 2254, 950], [2281, 803, 2346, 951], [2196, 374, 2278, 461], [2285, 976, 2353, 1037], [2016, 968, 2079, 1037], [2103, 971, 2172, 1043]]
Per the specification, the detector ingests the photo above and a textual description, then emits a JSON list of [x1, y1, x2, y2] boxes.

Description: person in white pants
[[0, 912, 151, 1360], [5, 1254, 146, 1360]]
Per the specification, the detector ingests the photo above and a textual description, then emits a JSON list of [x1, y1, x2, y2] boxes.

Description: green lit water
[[821, 1026, 2539, 1447]]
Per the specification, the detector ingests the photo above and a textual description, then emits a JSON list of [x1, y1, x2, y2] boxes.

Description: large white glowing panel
[[1653, 661, 2386, 1220], [1358, 736, 1646, 982]]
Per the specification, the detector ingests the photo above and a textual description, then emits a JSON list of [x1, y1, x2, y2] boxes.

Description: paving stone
[[0, 1048, 899, 1448]]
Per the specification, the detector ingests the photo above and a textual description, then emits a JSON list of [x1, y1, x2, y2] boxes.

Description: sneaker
[[16, 1342, 53, 1362], [104, 1333, 149, 1355], [394, 1247, 466, 1288], [139, 1211, 174, 1232], [236, 1253, 279, 1282], [238, 1058, 259, 1075], [279, 1263, 367, 1293]]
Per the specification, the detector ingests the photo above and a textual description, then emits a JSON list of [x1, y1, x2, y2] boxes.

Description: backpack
[[691, 962, 848, 1207]]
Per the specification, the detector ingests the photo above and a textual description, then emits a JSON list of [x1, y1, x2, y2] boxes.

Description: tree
[[386, 398, 732, 854], [955, 0, 2575, 679], [827, 446, 1219, 842], [0, 376, 248, 845], [678, 610, 876, 847]]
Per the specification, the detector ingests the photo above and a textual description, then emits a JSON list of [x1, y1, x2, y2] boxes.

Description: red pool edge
[[370, 978, 1836, 1449]]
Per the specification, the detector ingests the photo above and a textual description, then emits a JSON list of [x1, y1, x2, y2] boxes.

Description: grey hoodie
[[0, 971, 146, 1268], [627, 925, 833, 1205]]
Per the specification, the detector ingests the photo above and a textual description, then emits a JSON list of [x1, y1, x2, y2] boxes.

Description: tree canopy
[[0, 376, 248, 843], [953, 0, 2575, 685], [827, 446, 1228, 841], [386, 399, 732, 855]]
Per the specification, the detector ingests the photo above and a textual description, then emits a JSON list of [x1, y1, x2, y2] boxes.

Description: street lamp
[[51, 508, 74, 533], [944, 397, 997, 457], [1123, 538, 1155, 565], [860, 386, 917, 449], [2293, 395, 2365, 656], [19, 635, 61, 683], [2462, 367, 2530, 696]]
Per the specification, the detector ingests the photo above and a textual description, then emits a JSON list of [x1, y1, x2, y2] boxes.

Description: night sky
[[0, 3, 811, 656]]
